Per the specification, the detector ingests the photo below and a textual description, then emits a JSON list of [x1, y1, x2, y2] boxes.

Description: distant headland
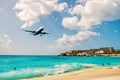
[[59, 47, 120, 56]]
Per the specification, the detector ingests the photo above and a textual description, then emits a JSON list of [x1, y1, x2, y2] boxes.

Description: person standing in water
[[14, 68, 16, 70]]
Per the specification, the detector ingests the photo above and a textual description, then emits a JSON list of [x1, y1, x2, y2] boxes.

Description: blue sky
[[0, 0, 120, 55]]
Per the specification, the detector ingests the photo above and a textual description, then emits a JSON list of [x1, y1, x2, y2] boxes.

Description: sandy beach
[[22, 67, 120, 80]]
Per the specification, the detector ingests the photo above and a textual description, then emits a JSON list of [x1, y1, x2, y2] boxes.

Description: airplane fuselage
[[33, 28, 44, 35]]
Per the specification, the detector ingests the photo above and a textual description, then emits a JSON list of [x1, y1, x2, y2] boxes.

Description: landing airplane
[[23, 27, 49, 36]]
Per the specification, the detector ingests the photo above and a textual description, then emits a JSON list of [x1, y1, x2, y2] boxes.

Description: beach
[[22, 67, 120, 80]]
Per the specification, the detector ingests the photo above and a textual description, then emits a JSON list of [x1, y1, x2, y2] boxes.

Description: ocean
[[0, 55, 120, 80]]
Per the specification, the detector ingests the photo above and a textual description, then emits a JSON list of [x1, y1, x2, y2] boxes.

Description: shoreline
[[22, 66, 120, 80]]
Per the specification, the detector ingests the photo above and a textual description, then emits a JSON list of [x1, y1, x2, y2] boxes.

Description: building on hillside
[[100, 47, 115, 53]]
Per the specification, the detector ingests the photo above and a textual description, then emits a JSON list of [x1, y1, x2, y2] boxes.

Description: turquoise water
[[0, 56, 120, 80]]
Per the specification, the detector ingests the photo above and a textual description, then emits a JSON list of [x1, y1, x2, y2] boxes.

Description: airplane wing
[[24, 30, 35, 33]]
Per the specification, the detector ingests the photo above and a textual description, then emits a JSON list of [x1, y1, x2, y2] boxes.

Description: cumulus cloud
[[62, 16, 79, 30], [0, 34, 12, 48], [54, 2, 68, 12], [57, 31, 100, 47], [14, 0, 68, 29], [64, 0, 120, 30]]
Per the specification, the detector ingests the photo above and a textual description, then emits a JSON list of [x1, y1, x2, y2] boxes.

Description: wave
[[0, 63, 98, 80], [0, 68, 53, 80], [54, 63, 98, 74], [54, 63, 80, 74]]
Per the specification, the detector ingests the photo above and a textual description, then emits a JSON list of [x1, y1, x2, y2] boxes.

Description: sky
[[0, 0, 120, 55]]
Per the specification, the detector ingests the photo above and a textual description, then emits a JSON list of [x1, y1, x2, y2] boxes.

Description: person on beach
[[102, 63, 104, 66], [108, 63, 110, 65], [14, 68, 16, 70]]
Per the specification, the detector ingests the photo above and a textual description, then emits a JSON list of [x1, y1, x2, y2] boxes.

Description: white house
[[95, 50, 104, 54]]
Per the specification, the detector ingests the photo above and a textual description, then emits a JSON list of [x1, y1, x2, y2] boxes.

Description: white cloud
[[57, 31, 100, 47], [14, 0, 68, 29], [54, 2, 68, 12], [0, 34, 12, 48], [62, 16, 79, 30], [63, 0, 120, 30]]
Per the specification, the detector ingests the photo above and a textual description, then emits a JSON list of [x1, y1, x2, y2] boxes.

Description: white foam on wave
[[54, 64, 68, 74], [54, 62, 83, 74], [0, 68, 54, 79]]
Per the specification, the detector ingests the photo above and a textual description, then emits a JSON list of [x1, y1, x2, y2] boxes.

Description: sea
[[0, 55, 120, 80]]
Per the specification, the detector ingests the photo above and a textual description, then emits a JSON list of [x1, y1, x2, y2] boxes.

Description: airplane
[[23, 27, 49, 36]]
